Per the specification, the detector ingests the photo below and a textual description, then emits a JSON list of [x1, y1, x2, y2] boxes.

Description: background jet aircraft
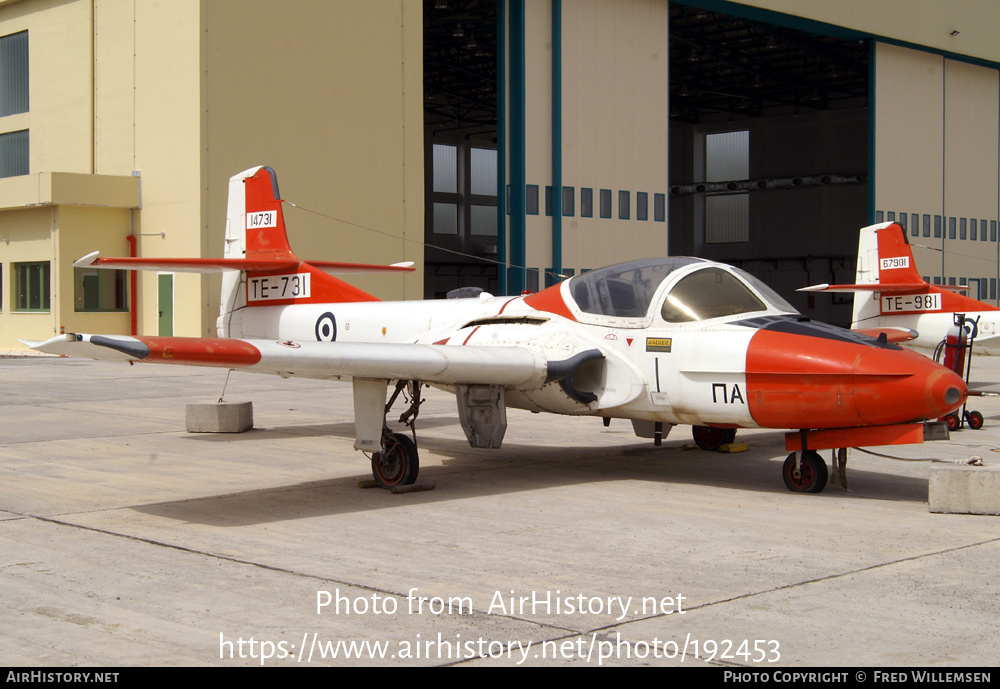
[[27, 168, 967, 494], [800, 221, 1000, 350]]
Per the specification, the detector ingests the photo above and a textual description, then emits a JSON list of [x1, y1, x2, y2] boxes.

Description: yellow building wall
[[200, 0, 425, 323], [558, 0, 670, 272], [2, 0, 423, 346], [93, 0, 138, 176], [523, 1, 553, 277], [0, 0, 94, 173], [874, 42, 1000, 299], [0, 172, 139, 348], [0, 207, 54, 344], [873, 43, 944, 221], [942, 58, 999, 292], [55, 205, 133, 337], [123, 0, 204, 338], [91, 0, 425, 339]]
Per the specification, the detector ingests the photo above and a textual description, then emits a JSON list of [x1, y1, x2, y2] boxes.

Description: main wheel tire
[[692, 425, 737, 451], [968, 410, 985, 430], [782, 450, 828, 493], [371, 432, 419, 488]]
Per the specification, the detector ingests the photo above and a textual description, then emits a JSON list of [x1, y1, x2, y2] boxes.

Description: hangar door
[[873, 42, 1000, 304]]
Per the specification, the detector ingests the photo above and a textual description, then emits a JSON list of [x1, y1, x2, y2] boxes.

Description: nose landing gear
[[782, 450, 829, 493]]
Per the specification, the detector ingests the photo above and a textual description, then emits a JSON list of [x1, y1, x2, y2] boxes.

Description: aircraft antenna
[[282, 200, 570, 283]]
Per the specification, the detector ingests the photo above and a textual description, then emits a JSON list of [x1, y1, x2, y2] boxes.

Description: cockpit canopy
[[566, 258, 798, 324]]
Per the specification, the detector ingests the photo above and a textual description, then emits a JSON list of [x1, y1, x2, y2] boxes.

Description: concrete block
[[185, 401, 253, 433], [929, 464, 1000, 515]]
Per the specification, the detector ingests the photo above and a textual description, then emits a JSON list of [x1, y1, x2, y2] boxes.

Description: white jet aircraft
[[27, 168, 968, 493]]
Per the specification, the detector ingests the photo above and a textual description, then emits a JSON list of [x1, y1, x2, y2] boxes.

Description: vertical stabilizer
[[217, 168, 262, 336], [217, 166, 380, 338], [873, 222, 924, 286], [850, 222, 890, 328]]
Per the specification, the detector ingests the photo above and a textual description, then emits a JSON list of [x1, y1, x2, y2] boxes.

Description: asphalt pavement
[[2, 352, 999, 667]]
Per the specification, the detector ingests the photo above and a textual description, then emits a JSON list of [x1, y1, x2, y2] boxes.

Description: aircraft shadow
[[133, 431, 932, 527], [177, 414, 460, 442]]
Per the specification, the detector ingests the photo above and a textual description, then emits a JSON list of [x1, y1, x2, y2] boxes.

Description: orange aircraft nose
[[851, 346, 967, 425], [744, 320, 967, 429]]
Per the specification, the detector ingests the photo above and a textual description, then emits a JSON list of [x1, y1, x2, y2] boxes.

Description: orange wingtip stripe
[[134, 337, 263, 367]]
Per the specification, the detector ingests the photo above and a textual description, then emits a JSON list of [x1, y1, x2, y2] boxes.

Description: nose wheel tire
[[692, 425, 737, 451], [782, 450, 828, 493], [372, 432, 419, 489]]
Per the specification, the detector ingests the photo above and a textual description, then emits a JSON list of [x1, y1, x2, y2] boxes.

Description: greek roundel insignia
[[315, 312, 337, 342]]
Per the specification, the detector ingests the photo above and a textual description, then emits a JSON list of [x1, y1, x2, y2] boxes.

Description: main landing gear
[[370, 380, 424, 490], [692, 425, 737, 451], [372, 431, 419, 489]]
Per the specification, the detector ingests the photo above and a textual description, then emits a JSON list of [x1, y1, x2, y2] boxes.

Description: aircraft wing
[[24, 333, 557, 387]]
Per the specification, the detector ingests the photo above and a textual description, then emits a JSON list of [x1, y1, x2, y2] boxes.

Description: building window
[[705, 130, 749, 243], [431, 143, 458, 234], [1, 31, 29, 179], [430, 143, 497, 239], [75, 268, 128, 312], [654, 193, 666, 222], [637, 192, 648, 221], [0, 30, 28, 117], [433, 202, 458, 234], [618, 190, 630, 220], [562, 187, 574, 217], [600, 189, 612, 218], [581, 188, 593, 217], [15, 262, 50, 311], [526, 185, 539, 215], [432, 143, 457, 193], [0, 129, 28, 178], [467, 146, 497, 238], [470, 205, 496, 236]]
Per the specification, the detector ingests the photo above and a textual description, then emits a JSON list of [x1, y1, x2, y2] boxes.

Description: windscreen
[[660, 266, 792, 323]]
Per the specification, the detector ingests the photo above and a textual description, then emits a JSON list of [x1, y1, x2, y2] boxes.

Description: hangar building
[[1, 0, 999, 347]]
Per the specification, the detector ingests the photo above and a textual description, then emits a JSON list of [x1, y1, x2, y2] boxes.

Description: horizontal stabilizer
[[798, 282, 928, 294], [74, 252, 415, 275], [854, 327, 918, 343]]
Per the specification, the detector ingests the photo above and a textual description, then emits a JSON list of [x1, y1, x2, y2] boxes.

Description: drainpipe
[[126, 232, 137, 336]]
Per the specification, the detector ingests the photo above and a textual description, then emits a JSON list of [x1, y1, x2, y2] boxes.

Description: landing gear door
[[456, 384, 507, 448]]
